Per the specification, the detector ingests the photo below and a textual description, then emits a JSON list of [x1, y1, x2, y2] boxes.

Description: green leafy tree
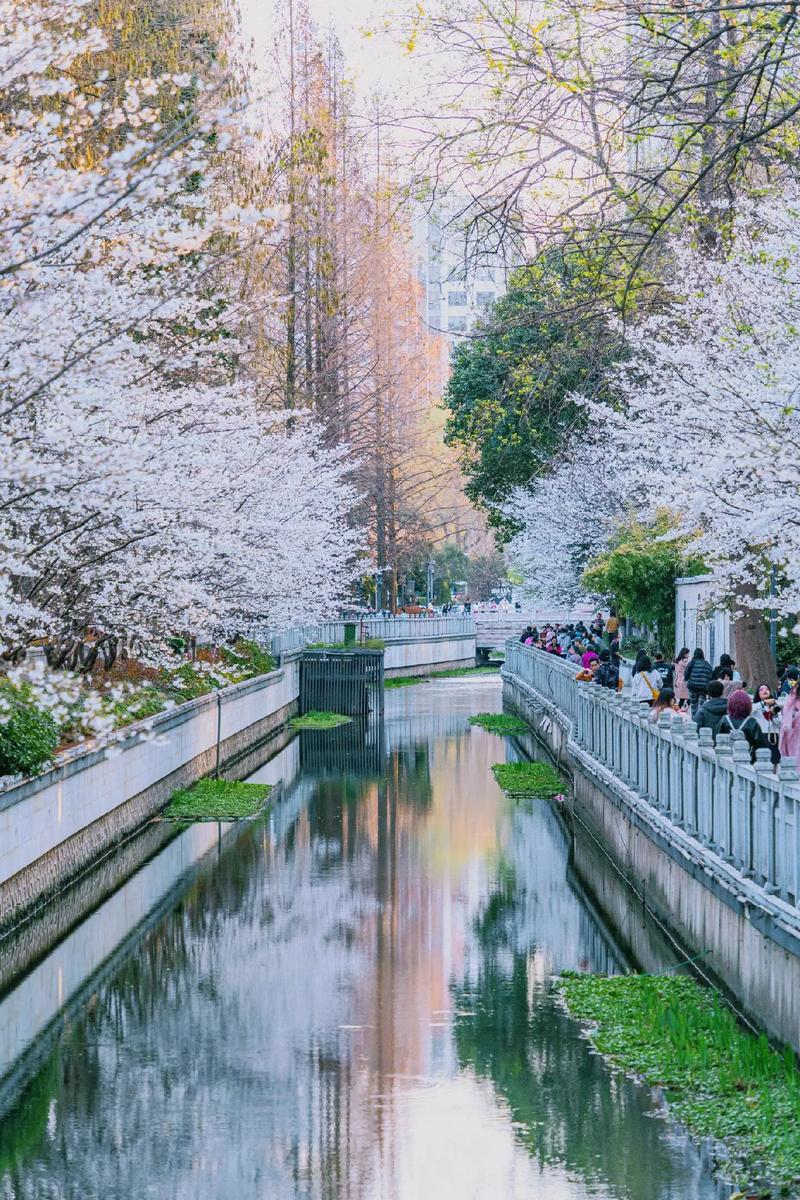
[[404, 542, 470, 605], [582, 512, 705, 654], [443, 249, 625, 539]]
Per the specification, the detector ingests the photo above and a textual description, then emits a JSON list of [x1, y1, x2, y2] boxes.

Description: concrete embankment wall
[[0, 629, 475, 933], [504, 669, 800, 1053], [383, 634, 477, 677], [0, 659, 301, 932]]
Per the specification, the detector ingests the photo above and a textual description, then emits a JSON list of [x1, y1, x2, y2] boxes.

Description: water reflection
[[0, 680, 723, 1199]]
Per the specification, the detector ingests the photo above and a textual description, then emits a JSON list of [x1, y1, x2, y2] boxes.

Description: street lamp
[[426, 558, 435, 608]]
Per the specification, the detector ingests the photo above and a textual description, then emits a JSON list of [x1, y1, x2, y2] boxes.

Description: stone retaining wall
[[0, 661, 300, 932], [504, 668, 800, 1052], [383, 634, 476, 677]]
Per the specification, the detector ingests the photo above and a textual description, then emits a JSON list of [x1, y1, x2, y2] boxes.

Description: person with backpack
[[684, 648, 713, 714], [653, 652, 674, 689], [594, 649, 620, 690], [718, 690, 767, 763], [629, 655, 662, 704], [694, 681, 730, 741]]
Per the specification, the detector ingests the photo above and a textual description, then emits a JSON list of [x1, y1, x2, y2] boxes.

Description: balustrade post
[[681, 721, 699, 834], [636, 702, 651, 796], [668, 718, 687, 825], [754, 750, 779, 894], [655, 714, 673, 811], [778, 757, 800, 904]]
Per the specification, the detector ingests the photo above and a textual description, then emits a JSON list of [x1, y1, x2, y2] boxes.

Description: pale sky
[[238, 0, 426, 109]]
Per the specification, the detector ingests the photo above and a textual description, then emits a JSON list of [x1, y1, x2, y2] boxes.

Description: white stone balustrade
[[268, 615, 475, 657], [504, 642, 800, 908]]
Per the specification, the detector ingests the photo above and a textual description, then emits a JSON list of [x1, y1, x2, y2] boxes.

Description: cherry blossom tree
[[504, 456, 630, 609], [0, 0, 363, 663], [582, 189, 800, 682]]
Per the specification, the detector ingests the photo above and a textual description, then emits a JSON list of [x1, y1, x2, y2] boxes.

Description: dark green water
[[0, 679, 724, 1199]]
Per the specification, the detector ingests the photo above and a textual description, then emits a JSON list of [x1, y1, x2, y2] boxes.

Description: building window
[[448, 291, 467, 307], [448, 316, 468, 332], [476, 266, 495, 282], [476, 291, 494, 307]]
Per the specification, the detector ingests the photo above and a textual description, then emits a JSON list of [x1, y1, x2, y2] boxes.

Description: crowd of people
[[519, 614, 800, 769]]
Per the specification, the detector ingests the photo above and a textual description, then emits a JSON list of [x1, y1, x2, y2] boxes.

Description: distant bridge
[[474, 610, 596, 656]]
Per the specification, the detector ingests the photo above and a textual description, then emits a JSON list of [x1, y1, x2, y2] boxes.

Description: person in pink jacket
[[673, 647, 690, 707], [780, 679, 800, 762]]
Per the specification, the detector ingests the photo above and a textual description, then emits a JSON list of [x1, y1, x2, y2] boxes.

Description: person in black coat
[[653, 652, 674, 689], [694, 681, 729, 740], [684, 648, 713, 714]]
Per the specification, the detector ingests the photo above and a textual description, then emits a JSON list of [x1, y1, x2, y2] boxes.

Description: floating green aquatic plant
[[469, 713, 528, 734], [288, 711, 352, 730], [559, 972, 800, 1193], [491, 761, 564, 797], [385, 667, 498, 689], [164, 778, 271, 821]]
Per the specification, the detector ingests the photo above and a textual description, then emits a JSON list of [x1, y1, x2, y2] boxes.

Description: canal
[[0, 678, 724, 1199]]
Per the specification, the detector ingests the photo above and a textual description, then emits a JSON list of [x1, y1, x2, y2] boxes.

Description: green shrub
[[164, 663, 220, 700], [107, 688, 166, 729], [0, 690, 59, 776], [221, 639, 276, 676], [620, 634, 652, 659]]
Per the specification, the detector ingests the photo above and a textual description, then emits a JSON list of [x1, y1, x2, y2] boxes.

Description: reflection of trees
[[453, 878, 712, 1199], [389, 745, 432, 812], [0, 1055, 58, 1176]]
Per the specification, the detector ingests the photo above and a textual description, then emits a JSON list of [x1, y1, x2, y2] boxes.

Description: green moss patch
[[559, 972, 800, 1193], [289, 711, 352, 730], [164, 778, 271, 821], [385, 666, 498, 689], [469, 713, 528, 734], [491, 761, 564, 797]]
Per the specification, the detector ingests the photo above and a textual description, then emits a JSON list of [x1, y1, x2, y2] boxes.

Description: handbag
[[643, 672, 660, 701]]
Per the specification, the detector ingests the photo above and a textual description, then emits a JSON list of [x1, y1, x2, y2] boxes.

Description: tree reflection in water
[[0, 682, 723, 1200]]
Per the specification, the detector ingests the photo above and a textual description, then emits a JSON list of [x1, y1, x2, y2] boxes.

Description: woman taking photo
[[751, 683, 782, 765]]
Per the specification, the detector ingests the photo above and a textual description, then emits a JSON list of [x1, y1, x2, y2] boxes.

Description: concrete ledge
[[0, 696, 298, 934], [384, 656, 477, 679], [503, 668, 800, 1051]]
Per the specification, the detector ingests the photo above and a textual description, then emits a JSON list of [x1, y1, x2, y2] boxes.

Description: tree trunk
[[732, 589, 777, 690]]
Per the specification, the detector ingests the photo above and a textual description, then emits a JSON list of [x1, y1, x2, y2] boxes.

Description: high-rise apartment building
[[413, 198, 522, 350]]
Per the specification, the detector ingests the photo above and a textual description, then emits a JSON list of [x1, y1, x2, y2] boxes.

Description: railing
[[266, 615, 475, 659], [504, 642, 800, 908]]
